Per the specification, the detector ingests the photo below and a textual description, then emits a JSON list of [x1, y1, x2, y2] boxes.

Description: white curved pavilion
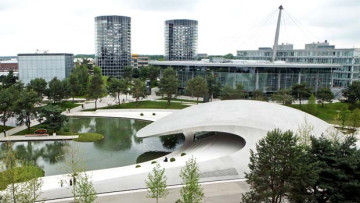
[[137, 100, 331, 180]]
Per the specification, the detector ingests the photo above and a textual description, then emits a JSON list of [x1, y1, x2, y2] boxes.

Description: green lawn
[[289, 102, 353, 124], [40, 101, 81, 112], [0, 126, 14, 132], [83, 100, 190, 111], [74, 133, 104, 142], [0, 166, 44, 190], [158, 97, 204, 103]]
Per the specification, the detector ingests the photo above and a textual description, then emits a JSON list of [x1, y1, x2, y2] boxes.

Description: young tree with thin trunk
[[14, 89, 41, 131], [131, 79, 147, 106], [0, 86, 20, 133], [68, 73, 81, 102], [87, 67, 106, 110], [159, 67, 179, 105], [180, 157, 204, 203], [317, 87, 334, 107], [291, 83, 311, 107], [107, 78, 126, 104], [27, 78, 47, 97], [145, 164, 168, 203], [186, 76, 208, 104], [74, 173, 97, 203]]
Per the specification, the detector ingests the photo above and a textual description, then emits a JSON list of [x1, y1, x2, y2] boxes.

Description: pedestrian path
[[0, 135, 78, 142]]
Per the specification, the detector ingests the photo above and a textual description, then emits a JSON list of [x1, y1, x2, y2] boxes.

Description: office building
[[18, 53, 74, 84], [0, 59, 18, 72], [165, 19, 198, 61], [237, 41, 360, 88], [131, 54, 149, 68], [150, 60, 339, 94], [95, 15, 131, 78]]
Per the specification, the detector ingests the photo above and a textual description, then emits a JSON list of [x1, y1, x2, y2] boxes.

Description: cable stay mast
[[272, 5, 283, 62]]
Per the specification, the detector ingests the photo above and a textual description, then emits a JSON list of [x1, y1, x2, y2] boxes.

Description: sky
[[0, 0, 359, 56]]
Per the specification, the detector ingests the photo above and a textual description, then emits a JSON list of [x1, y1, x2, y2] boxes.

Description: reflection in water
[[0, 117, 185, 176]]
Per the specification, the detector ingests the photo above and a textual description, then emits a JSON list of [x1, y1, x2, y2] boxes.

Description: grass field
[[0, 126, 14, 132], [84, 100, 190, 111], [289, 102, 356, 124]]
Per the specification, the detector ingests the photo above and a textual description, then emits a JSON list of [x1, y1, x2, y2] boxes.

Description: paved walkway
[[46, 179, 250, 203], [0, 135, 78, 142]]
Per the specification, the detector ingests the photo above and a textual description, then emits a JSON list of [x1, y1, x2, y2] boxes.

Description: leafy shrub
[[152, 113, 156, 116], [170, 157, 176, 162], [151, 161, 157, 164], [181, 152, 186, 156], [135, 164, 141, 168], [140, 113, 144, 116]]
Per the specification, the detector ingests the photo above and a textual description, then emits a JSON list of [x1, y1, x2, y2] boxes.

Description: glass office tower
[[95, 16, 131, 77], [165, 19, 198, 61]]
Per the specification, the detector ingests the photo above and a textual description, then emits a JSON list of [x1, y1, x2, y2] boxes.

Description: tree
[[148, 66, 160, 86], [27, 78, 47, 97], [309, 135, 360, 203], [68, 73, 81, 101], [145, 164, 168, 203], [337, 106, 350, 127], [132, 68, 140, 78], [252, 90, 266, 101], [291, 83, 311, 107], [124, 66, 133, 79], [73, 64, 90, 96], [308, 94, 318, 115], [179, 157, 204, 203], [140, 67, 150, 80], [0, 86, 20, 133], [220, 84, 245, 100], [1, 70, 17, 88], [38, 105, 68, 134], [186, 76, 208, 104], [317, 87, 334, 107], [74, 173, 97, 203], [87, 67, 106, 110], [242, 129, 317, 203], [0, 143, 43, 203], [159, 67, 179, 105], [349, 108, 360, 130], [272, 89, 294, 105], [15, 90, 41, 131], [47, 77, 67, 103], [131, 79, 147, 105], [343, 81, 360, 104], [107, 78, 126, 104], [206, 74, 218, 101]]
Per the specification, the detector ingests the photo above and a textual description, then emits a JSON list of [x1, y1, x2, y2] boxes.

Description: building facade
[[95, 15, 131, 78], [131, 54, 149, 68], [150, 60, 339, 94], [18, 53, 74, 84], [0, 59, 18, 72], [237, 41, 360, 88], [165, 19, 198, 61]]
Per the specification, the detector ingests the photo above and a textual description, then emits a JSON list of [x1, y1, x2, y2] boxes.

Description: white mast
[[272, 5, 283, 62]]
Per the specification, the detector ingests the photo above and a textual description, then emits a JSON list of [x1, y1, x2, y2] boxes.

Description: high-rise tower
[[95, 16, 131, 77], [165, 19, 198, 61]]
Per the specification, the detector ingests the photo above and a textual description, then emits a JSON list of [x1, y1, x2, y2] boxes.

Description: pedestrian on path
[[81, 104, 84, 109], [69, 179, 72, 186], [3, 130, 6, 137]]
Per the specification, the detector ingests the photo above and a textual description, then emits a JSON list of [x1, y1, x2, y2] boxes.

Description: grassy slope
[[289, 102, 352, 124], [84, 100, 189, 111], [0, 126, 14, 132], [0, 166, 44, 190], [157, 97, 204, 103]]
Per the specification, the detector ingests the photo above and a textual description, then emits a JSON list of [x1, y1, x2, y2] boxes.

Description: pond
[[0, 117, 185, 176]]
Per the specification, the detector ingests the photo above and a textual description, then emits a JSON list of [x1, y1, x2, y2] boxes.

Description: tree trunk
[[95, 99, 97, 110], [118, 93, 121, 105], [167, 95, 171, 105], [196, 96, 199, 104]]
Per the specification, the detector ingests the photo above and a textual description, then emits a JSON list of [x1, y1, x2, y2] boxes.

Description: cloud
[[126, 0, 200, 11]]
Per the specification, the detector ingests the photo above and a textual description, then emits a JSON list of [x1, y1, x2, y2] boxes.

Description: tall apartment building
[[165, 19, 198, 61], [18, 53, 74, 84], [237, 41, 360, 88], [95, 16, 131, 78]]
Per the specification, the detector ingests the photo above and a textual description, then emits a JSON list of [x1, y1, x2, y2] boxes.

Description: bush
[[152, 113, 156, 116], [140, 113, 144, 116], [170, 157, 176, 162], [151, 161, 157, 164], [135, 164, 141, 168], [181, 152, 186, 156]]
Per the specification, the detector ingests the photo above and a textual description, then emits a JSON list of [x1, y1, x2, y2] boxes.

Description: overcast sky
[[0, 0, 359, 56]]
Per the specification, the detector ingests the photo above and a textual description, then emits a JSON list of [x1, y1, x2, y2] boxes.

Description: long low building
[[150, 60, 341, 93]]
